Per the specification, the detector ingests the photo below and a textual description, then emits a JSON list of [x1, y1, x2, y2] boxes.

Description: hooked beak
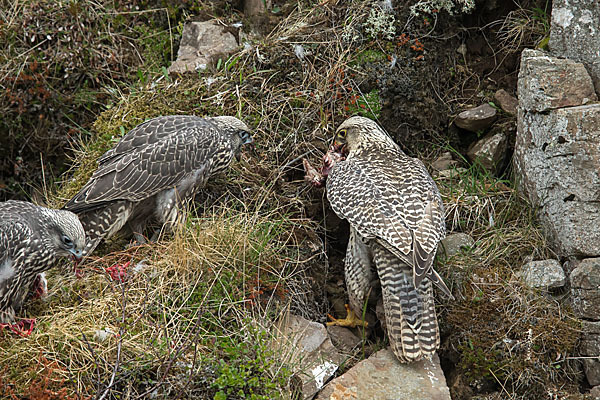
[[243, 136, 257, 158], [331, 140, 346, 154], [70, 248, 83, 262]]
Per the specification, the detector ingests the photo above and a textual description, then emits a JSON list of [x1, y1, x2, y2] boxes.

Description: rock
[[244, 0, 271, 16], [570, 259, 600, 320], [437, 167, 467, 180], [168, 21, 239, 74], [549, 0, 600, 95], [455, 104, 497, 133], [494, 89, 518, 115], [518, 49, 597, 113], [327, 325, 362, 353], [514, 103, 600, 257], [431, 152, 458, 172], [466, 131, 507, 174], [273, 314, 343, 399], [520, 259, 566, 289], [591, 385, 600, 399], [316, 349, 451, 400], [581, 321, 600, 386], [437, 233, 475, 258]]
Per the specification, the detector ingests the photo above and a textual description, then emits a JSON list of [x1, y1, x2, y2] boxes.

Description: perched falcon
[[316, 116, 451, 362], [64, 115, 253, 256], [0, 201, 85, 323]]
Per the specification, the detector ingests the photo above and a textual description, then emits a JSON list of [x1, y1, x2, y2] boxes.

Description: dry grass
[[493, 2, 551, 52], [1, 200, 319, 397]]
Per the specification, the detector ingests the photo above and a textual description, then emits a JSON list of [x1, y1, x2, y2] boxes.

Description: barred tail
[[373, 243, 439, 362], [77, 201, 132, 256]]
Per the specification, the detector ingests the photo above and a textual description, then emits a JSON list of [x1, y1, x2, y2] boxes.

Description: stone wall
[[515, 2, 600, 387]]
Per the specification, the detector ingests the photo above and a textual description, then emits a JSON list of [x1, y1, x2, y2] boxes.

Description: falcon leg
[[327, 304, 368, 328]]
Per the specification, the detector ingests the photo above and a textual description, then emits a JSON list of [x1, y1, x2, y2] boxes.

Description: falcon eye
[[62, 235, 74, 248], [338, 129, 347, 139]]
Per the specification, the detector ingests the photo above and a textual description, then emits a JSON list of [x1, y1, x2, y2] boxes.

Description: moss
[[437, 169, 582, 397]]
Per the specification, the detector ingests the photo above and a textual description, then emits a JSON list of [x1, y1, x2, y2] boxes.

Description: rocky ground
[[0, 0, 594, 399]]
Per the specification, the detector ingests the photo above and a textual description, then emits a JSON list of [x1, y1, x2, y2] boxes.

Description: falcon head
[[208, 116, 254, 160], [333, 116, 396, 154], [46, 210, 86, 261]]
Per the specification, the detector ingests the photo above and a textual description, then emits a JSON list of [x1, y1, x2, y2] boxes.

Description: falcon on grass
[[0, 200, 85, 324], [64, 115, 253, 256], [305, 116, 452, 362]]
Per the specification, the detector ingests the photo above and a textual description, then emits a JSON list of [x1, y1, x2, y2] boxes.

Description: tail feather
[[373, 243, 439, 362], [78, 201, 132, 256]]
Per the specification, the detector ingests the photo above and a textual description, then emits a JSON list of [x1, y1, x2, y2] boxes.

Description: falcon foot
[[326, 304, 368, 328]]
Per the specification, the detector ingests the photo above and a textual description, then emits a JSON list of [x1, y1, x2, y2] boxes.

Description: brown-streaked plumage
[[324, 116, 451, 362], [63, 115, 253, 256], [0, 201, 85, 323]]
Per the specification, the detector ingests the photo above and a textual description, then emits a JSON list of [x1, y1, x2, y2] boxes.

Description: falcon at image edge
[[0, 200, 85, 323], [325, 116, 452, 363], [63, 115, 253, 256]]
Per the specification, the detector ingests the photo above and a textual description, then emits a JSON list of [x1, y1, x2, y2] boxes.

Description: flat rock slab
[[455, 103, 497, 133], [273, 314, 343, 399], [518, 49, 597, 112], [316, 349, 451, 400]]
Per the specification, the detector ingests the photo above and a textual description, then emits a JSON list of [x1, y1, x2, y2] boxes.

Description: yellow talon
[[326, 304, 368, 328]]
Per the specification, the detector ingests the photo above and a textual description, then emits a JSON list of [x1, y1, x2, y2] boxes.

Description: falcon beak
[[70, 248, 83, 262], [245, 140, 257, 158], [331, 140, 346, 154]]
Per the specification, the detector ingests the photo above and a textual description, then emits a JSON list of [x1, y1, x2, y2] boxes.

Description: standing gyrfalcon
[[306, 116, 451, 362], [63, 115, 253, 256], [0, 200, 85, 323]]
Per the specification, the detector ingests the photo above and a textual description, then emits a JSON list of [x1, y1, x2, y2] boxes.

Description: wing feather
[[327, 152, 448, 295], [64, 116, 229, 213]]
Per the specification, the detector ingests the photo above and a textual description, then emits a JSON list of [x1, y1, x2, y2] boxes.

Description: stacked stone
[[514, 0, 600, 390]]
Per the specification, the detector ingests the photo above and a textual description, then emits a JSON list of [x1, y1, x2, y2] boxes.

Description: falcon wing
[[64, 116, 229, 213], [327, 154, 446, 291]]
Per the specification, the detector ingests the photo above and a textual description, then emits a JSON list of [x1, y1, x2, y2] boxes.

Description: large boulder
[[316, 349, 451, 400], [549, 0, 600, 95], [168, 21, 239, 74], [515, 104, 600, 257], [514, 50, 600, 257], [518, 49, 597, 112]]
